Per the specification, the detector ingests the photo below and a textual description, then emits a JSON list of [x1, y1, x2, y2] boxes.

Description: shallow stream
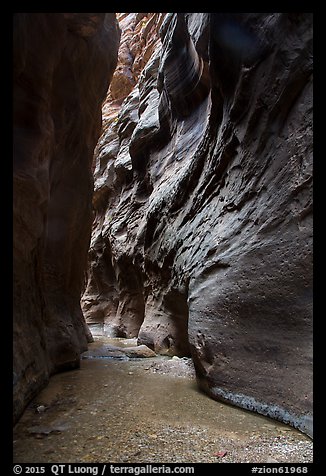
[[13, 337, 312, 463]]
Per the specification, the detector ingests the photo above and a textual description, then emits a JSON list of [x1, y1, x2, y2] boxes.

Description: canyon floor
[[13, 337, 313, 464]]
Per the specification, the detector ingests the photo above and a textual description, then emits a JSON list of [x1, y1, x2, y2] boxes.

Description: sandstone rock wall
[[82, 13, 313, 436], [13, 13, 120, 423]]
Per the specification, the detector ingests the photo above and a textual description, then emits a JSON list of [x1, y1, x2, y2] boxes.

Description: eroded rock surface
[[82, 13, 313, 435], [13, 13, 120, 423]]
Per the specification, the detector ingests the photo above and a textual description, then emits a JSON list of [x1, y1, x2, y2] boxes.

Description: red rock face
[[82, 13, 313, 436], [100, 13, 165, 128], [13, 13, 120, 423]]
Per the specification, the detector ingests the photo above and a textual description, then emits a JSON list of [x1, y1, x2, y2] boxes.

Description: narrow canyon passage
[[13, 12, 313, 466], [13, 336, 312, 463]]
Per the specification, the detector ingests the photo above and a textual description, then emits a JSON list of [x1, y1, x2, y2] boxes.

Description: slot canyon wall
[[13, 13, 120, 423], [82, 13, 313, 436]]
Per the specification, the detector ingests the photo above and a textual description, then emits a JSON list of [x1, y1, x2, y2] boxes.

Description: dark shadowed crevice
[[82, 240, 119, 336], [137, 267, 191, 358], [107, 256, 146, 338], [161, 288, 191, 357]]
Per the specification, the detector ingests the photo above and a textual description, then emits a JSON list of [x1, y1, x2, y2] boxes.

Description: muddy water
[[13, 338, 312, 463]]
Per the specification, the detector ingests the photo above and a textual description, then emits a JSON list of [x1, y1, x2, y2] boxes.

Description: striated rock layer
[[13, 13, 120, 423], [82, 13, 313, 436]]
